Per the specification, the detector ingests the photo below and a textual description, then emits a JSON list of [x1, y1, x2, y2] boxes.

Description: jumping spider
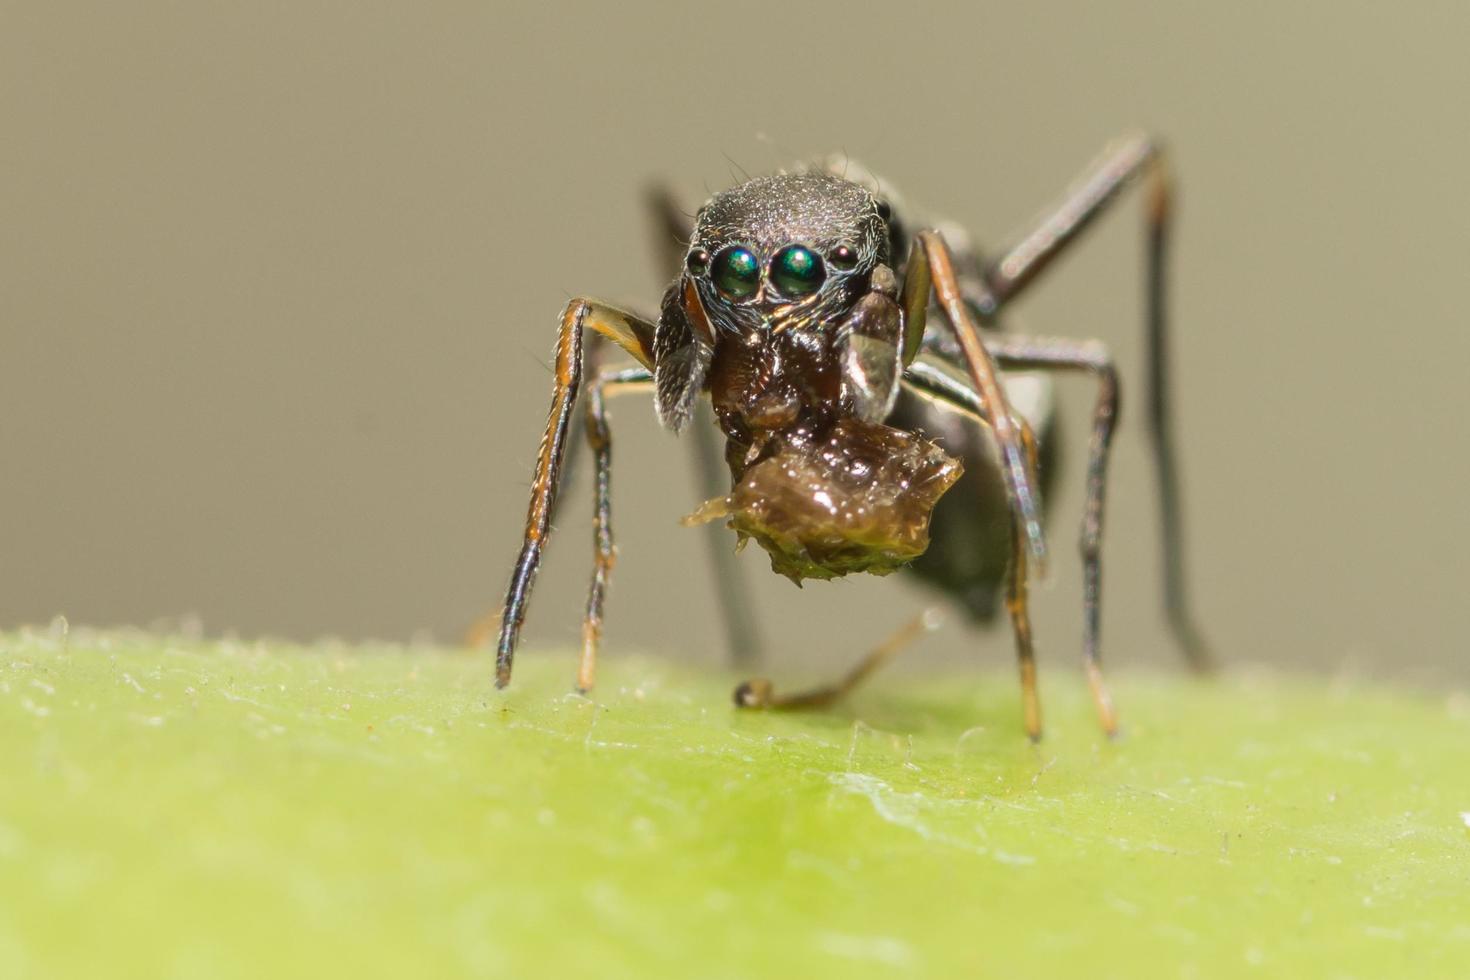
[[491, 134, 1212, 739]]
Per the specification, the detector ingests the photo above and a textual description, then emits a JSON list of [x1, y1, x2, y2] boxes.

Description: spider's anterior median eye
[[711, 246, 761, 301], [769, 244, 825, 299]]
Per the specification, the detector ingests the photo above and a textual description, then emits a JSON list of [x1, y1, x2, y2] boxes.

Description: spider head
[[683, 173, 889, 335]]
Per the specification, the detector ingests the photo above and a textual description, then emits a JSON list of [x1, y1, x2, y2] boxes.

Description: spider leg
[[1004, 508, 1042, 741], [908, 350, 1121, 736], [733, 609, 943, 710], [495, 299, 655, 689], [577, 366, 654, 693], [981, 133, 1163, 309], [902, 363, 1046, 739], [988, 338, 1122, 737], [980, 133, 1213, 672], [644, 181, 766, 667], [907, 231, 1048, 576]]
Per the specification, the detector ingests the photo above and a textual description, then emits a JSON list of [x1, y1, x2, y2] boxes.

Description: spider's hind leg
[[733, 609, 943, 711], [981, 134, 1213, 672]]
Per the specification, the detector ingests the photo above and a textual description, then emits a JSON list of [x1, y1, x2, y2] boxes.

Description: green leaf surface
[[2, 628, 1467, 978]]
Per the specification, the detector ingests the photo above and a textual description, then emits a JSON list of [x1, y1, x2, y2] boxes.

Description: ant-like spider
[[492, 134, 1212, 739]]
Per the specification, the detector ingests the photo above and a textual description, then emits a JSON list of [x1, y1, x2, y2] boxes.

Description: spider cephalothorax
[[684, 172, 889, 336]]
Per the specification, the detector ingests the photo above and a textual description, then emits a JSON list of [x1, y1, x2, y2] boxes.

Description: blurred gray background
[[4, 2, 1467, 683]]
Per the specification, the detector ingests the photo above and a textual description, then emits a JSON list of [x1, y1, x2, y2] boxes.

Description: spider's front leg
[[905, 231, 1048, 574], [494, 299, 655, 690]]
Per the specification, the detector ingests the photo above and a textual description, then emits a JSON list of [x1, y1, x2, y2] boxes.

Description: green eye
[[711, 246, 760, 300], [770, 245, 825, 299]]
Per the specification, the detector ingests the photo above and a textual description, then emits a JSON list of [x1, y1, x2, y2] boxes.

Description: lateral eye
[[829, 245, 858, 271], [769, 245, 825, 299], [686, 249, 710, 275], [711, 246, 760, 301]]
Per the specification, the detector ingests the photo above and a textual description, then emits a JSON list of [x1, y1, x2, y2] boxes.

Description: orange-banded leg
[[977, 133, 1212, 673], [903, 231, 1049, 578], [577, 366, 653, 693], [495, 299, 655, 690], [733, 609, 944, 710]]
